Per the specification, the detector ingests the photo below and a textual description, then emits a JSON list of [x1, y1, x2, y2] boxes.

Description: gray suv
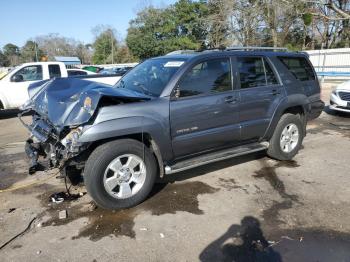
[[20, 48, 324, 209]]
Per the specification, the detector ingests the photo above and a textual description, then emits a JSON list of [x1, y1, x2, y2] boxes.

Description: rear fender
[[263, 94, 309, 140]]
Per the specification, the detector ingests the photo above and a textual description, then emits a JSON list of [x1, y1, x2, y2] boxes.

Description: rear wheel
[[267, 113, 304, 160], [84, 139, 157, 210]]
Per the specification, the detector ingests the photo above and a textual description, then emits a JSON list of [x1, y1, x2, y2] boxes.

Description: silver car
[[330, 80, 350, 113]]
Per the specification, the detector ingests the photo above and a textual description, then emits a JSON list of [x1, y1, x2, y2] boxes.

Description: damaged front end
[[20, 111, 88, 175], [19, 77, 151, 175]]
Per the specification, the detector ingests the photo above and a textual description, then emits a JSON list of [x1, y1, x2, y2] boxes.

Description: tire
[[267, 113, 304, 161], [84, 139, 157, 210]]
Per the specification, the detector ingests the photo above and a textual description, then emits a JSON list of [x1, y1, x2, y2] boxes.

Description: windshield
[[0, 67, 16, 80], [114, 58, 187, 97]]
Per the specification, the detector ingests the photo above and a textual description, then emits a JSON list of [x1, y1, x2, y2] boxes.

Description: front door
[[235, 56, 284, 142], [170, 57, 240, 159], [5, 65, 43, 108]]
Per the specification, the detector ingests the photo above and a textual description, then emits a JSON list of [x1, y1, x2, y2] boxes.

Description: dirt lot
[[0, 84, 350, 262]]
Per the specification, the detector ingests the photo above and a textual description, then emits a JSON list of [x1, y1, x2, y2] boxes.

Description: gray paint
[[24, 50, 324, 165]]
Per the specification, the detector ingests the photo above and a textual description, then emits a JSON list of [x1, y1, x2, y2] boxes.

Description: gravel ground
[[0, 84, 350, 262]]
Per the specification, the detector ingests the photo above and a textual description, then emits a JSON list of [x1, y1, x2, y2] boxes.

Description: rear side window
[[178, 58, 232, 97], [49, 64, 61, 78], [278, 57, 315, 81], [237, 57, 278, 89]]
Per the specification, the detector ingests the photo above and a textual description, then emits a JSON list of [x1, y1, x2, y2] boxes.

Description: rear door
[[235, 56, 284, 142], [170, 57, 240, 158]]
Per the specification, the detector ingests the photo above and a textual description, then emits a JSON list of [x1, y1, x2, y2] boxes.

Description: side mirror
[[11, 74, 24, 82], [174, 86, 181, 98]]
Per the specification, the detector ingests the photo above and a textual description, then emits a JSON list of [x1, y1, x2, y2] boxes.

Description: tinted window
[[178, 58, 232, 97], [278, 57, 315, 81], [13, 65, 43, 81], [68, 70, 87, 76], [49, 64, 61, 78], [237, 57, 278, 89]]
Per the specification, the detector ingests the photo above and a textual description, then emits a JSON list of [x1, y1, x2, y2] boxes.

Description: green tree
[[126, 0, 209, 59], [3, 43, 20, 66], [20, 40, 45, 63], [92, 28, 118, 64], [0, 50, 9, 66]]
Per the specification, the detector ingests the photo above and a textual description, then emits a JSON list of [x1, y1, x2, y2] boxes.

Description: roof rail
[[166, 50, 197, 55], [225, 46, 288, 52]]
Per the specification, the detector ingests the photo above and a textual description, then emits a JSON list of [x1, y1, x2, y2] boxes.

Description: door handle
[[224, 96, 237, 103]]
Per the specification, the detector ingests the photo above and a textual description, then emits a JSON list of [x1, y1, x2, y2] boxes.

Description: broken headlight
[[61, 127, 83, 153]]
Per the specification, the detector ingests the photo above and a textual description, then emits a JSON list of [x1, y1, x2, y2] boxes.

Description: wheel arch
[[83, 132, 165, 178], [263, 95, 308, 140]]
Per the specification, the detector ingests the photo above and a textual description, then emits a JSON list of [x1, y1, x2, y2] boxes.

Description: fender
[[78, 116, 173, 162], [0, 91, 10, 109], [262, 94, 309, 140]]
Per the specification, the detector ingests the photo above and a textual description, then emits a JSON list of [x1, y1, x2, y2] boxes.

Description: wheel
[[267, 113, 303, 161], [84, 139, 157, 210]]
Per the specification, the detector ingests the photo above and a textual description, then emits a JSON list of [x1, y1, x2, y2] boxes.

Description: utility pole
[[111, 31, 114, 65], [34, 42, 38, 62]]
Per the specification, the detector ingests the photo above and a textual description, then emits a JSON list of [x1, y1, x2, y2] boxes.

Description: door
[[170, 57, 240, 158], [5, 65, 43, 108], [236, 56, 284, 142]]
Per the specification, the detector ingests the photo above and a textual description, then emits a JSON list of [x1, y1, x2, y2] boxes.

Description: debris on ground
[[160, 233, 165, 238], [7, 208, 16, 213], [140, 227, 149, 231], [49, 191, 81, 204], [59, 210, 67, 220]]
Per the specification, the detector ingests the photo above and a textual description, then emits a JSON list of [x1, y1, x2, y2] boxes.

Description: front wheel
[[267, 113, 304, 161], [84, 139, 157, 210]]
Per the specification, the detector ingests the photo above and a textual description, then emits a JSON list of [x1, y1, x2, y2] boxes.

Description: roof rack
[[166, 50, 197, 55], [225, 46, 288, 52]]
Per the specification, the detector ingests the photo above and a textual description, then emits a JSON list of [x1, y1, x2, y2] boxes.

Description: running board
[[165, 142, 268, 175]]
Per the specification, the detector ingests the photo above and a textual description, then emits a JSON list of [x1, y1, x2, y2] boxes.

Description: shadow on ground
[[0, 109, 22, 120]]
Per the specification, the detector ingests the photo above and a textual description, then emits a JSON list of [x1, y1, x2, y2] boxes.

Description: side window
[[49, 64, 61, 78], [237, 57, 278, 88], [278, 57, 315, 81], [178, 58, 232, 97], [12, 65, 43, 82], [237, 57, 266, 89]]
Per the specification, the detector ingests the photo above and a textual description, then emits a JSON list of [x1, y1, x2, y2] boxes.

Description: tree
[[35, 34, 80, 59], [0, 50, 9, 67], [126, 0, 209, 59], [92, 26, 118, 64], [3, 43, 20, 66], [20, 40, 45, 63]]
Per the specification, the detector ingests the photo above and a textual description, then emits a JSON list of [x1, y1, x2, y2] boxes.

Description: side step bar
[[165, 142, 268, 175]]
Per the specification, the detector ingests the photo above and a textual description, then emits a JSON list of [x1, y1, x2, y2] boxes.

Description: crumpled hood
[[25, 78, 151, 130]]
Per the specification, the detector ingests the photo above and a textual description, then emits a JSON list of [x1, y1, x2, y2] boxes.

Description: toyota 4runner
[[20, 48, 324, 209]]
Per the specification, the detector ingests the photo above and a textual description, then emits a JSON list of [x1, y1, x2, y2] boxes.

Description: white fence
[[305, 48, 350, 81]]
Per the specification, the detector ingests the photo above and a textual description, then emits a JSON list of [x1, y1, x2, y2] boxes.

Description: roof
[[159, 50, 305, 62], [54, 56, 81, 65]]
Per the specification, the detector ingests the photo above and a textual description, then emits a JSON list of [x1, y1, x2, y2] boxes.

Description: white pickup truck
[[0, 62, 122, 109]]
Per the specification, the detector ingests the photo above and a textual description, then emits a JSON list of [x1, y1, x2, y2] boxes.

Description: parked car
[[20, 48, 324, 210], [67, 69, 96, 76], [330, 80, 350, 113], [0, 62, 121, 109]]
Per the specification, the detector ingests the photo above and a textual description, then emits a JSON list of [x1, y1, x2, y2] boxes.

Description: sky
[[0, 0, 176, 48]]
